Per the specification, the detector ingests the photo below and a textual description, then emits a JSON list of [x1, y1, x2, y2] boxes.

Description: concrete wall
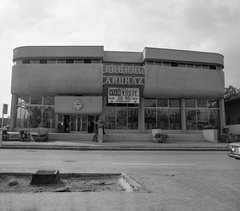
[[13, 46, 104, 61], [11, 64, 102, 95], [55, 96, 102, 115], [143, 47, 224, 67], [144, 65, 225, 98], [103, 51, 142, 63], [227, 124, 240, 135]]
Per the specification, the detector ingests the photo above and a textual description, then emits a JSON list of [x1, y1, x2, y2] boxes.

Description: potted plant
[[153, 133, 169, 143], [222, 126, 229, 134]]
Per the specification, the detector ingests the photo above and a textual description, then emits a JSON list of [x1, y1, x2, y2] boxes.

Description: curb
[[0, 145, 229, 151]]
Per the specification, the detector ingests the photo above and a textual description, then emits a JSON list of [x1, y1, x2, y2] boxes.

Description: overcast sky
[[0, 0, 240, 115]]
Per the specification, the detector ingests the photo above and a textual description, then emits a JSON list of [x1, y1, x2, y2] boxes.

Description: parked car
[[228, 142, 240, 160]]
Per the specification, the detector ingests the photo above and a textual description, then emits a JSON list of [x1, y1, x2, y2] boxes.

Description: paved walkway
[[0, 139, 229, 151]]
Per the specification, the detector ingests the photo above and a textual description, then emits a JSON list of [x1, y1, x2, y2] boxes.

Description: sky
[[0, 0, 240, 116]]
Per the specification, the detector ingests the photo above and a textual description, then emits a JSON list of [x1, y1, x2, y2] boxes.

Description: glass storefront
[[145, 98, 181, 130], [16, 95, 55, 129], [15, 95, 220, 132], [105, 97, 138, 130], [105, 107, 138, 129], [185, 99, 220, 130]]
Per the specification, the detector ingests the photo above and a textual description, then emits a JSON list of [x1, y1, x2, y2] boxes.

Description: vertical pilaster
[[10, 94, 18, 132], [102, 96, 106, 120], [139, 97, 145, 133], [55, 113, 59, 133], [219, 98, 226, 128], [181, 98, 186, 134]]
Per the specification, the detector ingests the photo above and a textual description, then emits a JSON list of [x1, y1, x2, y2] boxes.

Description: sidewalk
[[0, 139, 229, 151]]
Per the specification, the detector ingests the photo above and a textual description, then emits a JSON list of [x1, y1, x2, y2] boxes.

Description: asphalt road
[[0, 149, 239, 211]]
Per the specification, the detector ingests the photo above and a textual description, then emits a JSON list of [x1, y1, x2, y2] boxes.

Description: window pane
[[157, 109, 169, 129], [92, 59, 101, 63], [39, 59, 47, 64], [185, 99, 196, 108], [116, 108, 127, 129], [179, 63, 186, 67], [209, 110, 220, 129], [197, 99, 207, 108], [66, 59, 74, 63], [187, 63, 194, 68], [42, 107, 55, 128], [163, 62, 170, 66], [105, 108, 115, 129], [208, 100, 219, 108], [155, 61, 162, 66], [146, 61, 154, 65], [28, 106, 42, 128], [145, 98, 156, 107], [169, 99, 180, 107], [18, 96, 30, 105], [157, 99, 168, 107], [84, 59, 92, 63], [30, 59, 39, 64], [16, 105, 30, 128], [57, 59, 65, 63], [75, 59, 83, 63], [186, 109, 197, 130], [22, 59, 30, 64], [169, 109, 181, 130], [31, 96, 42, 105], [43, 96, 55, 105], [145, 109, 156, 129], [197, 109, 208, 130], [128, 108, 138, 129], [48, 59, 56, 64]]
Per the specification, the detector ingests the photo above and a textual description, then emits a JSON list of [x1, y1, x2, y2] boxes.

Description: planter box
[[203, 129, 218, 143]]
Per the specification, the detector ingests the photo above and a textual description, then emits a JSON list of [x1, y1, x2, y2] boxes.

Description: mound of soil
[[0, 175, 125, 193]]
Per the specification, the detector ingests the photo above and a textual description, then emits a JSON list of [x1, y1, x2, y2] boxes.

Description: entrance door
[[70, 115, 88, 133]]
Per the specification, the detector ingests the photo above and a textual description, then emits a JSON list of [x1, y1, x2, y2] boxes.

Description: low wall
[[227, 124, 240, 134]]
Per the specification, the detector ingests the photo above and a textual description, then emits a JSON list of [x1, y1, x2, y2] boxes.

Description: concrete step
[[49, 133, 206, 142]]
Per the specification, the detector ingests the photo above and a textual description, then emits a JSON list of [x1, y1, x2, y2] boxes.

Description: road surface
[[0, 149, 239, 211]]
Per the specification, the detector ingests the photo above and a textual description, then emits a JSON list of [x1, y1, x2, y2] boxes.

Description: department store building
[[10, 46, 225, 135]]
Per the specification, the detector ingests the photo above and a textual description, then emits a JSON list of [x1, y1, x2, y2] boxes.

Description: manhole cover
[[0, 172, 149, 193]]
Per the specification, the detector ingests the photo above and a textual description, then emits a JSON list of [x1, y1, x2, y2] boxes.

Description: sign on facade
[[2, 104, 8, 114], [103, 65, 145, 86], [108, 88, 139, 104]]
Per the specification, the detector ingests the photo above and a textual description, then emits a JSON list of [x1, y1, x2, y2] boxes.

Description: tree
[[224, 85, 240, 100]]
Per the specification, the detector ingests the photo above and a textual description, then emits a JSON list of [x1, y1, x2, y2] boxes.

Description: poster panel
[[108, 88, 139, 104]]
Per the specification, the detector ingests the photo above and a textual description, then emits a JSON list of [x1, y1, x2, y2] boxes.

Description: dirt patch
[[0, 174, 126, 193]]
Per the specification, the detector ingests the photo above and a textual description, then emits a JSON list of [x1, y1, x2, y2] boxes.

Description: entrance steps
[[49, 133, 206, 142]]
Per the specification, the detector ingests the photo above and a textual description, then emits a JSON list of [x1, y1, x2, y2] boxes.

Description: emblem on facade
[[73, 99, 84, 110]]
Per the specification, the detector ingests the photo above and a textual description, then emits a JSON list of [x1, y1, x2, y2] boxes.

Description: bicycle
[[92, 131, 98, 142], [2, 131, 9, 141], [226, 132, 238, 143]]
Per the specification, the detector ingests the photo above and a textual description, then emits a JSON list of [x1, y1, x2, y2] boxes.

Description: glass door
[[70, 115, 88, 133], [70, 115, 77, 132], [81, 116, 88, 132]]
